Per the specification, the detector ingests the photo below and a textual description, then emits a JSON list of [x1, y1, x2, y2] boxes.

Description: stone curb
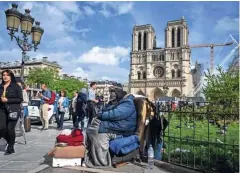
[[26, 164, 49, 173], [154, 160, 201, 173], [27, 160, 201, 173]]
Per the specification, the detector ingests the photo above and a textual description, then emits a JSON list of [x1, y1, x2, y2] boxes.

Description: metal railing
[[155, 101, 239, 172]]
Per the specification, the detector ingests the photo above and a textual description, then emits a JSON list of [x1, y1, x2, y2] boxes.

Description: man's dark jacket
[[98, 94, 137, 136]]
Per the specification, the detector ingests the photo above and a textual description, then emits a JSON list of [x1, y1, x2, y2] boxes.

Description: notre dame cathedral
[[129, 17, 200, 100]]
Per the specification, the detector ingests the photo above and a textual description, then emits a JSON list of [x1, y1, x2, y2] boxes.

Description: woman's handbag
[[59, 107, 66, 113], [5, 104, 20, 121]]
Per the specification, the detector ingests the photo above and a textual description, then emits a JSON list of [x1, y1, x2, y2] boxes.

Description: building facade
[[129, 17, 200, 100], [0, 57, 62, 97]]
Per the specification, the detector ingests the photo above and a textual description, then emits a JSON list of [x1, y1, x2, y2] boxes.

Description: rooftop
[[0, 57, 61, 69]]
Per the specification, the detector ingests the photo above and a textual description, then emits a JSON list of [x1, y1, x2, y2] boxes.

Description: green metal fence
[[156, 101, 239, 173]]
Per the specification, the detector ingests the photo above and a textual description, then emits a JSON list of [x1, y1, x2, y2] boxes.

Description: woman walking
[[56, 90, 69, 130], [0, 70, 23, 155]]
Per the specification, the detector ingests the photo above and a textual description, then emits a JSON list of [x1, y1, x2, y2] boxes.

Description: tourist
[[75, 88, 88, 129], [0, 70, 23, 155], [87, 82, 98, 126], [71, 90, 78, 128], [56, 90, 69, 130], [38, 84, 51, 130]]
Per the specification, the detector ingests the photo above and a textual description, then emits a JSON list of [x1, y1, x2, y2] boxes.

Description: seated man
[[84, 88, 137, 168]]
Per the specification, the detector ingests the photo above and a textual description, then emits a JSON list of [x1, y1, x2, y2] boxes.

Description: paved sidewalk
[[0, 122, 63, 173], [0, 121, 171, 173]]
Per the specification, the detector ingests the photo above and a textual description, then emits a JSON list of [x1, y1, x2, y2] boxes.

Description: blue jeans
[[56, 111, 65, 129], [23, 106, 28, 117]]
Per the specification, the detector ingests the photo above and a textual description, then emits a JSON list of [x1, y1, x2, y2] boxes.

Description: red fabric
[[47, 91, 56, 105], [56, 129, 84, 146]]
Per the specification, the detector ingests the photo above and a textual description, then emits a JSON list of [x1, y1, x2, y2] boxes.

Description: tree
[[27, 67, 58, 88], [27, 67, 87, 98], [203, 66, 239, 120], [203, 66, 239, 102], [53, 77, 86, 98]]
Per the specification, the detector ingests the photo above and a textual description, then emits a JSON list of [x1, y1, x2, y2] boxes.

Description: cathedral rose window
[[154, 66, 164, 78]]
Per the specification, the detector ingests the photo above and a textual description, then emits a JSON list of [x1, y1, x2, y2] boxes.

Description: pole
[[20, 51, 26, 82], [210, 45, 214, 74]]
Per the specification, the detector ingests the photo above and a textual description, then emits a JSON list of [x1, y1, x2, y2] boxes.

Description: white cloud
[[83, 6, 95, 16], [214, 17, 239, 33], [78, 46, 130, 65], [99, 9, 112, 18], [70, 67, 89, 79], [18, 1, 82, 38], [98, 2, 134, 17]]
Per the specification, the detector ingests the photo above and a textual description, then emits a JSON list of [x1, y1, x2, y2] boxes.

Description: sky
[[0, 1, 239, 83]]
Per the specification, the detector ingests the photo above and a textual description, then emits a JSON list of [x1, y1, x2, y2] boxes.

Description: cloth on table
[[56, 129, 84, 146], [84, 118, 116, 168]]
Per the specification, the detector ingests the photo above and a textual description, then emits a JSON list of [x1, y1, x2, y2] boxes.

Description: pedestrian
[[22, 83, 29, 117], [75, 88, 87, 129], [53, 90, 59, 126], [0, 70, 23, 155], [56, 90, 69, 130], [71, 91, 78, 127], [38, 84, 51, 130], [87, 82, 98, 127]]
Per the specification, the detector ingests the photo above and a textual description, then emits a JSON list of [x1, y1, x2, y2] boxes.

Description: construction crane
[[186, 41, 233, 74]]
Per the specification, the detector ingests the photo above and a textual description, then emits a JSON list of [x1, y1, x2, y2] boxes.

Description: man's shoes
[[43, 128, 48, 131]]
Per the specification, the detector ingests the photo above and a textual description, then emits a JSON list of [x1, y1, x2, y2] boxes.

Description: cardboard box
[[52, 157, 82, 167], [48, 145, 85, 158]]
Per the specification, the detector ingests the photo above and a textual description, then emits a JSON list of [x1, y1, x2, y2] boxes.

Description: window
[[177, 52, 181, 60], [177, 28, 181, 47], [172, 28, 175, 47], [171, 53, 174, 61], [160, 54, 164, 61], [172, 70, 175, 78], [177, 70, 181, 78], [154, 67, 164, 78], [138, 33, 142, 51], [152, 55, 155, 62], [143, 71, 146, 79], [143, 56, 147, 63], [137, 72, 141, 80], [143, 32, 147, 50]]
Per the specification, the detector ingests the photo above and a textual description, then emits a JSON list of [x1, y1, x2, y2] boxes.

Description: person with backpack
[[38, 83, 51, 130], [75, 88, 87, 129], [56, 89, 69, 130]]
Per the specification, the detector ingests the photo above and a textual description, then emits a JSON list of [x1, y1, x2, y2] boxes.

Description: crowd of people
[[0, 69, 161, 169]]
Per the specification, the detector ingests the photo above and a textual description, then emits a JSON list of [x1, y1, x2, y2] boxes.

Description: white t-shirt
[[58, 97, 64, 107]]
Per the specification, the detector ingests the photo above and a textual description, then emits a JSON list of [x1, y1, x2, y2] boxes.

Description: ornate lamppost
[[5, 4, 44, 82]]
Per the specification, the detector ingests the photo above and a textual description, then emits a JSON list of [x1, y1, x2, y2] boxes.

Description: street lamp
[[5, 4, 44, 82]]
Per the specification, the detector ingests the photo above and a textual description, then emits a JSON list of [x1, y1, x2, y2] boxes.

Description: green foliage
[[203, 66, 239, 103], [27, 67, 58, 88], [26, 67, 86, 98], [202, 66, 239, 120], [52, 78, 86, 98]]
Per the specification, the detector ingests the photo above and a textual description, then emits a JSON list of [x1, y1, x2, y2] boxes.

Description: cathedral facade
[[129, 17, 195, 100]]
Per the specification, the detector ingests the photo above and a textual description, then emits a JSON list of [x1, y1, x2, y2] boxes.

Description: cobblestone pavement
[[0, 120, 171, 173]]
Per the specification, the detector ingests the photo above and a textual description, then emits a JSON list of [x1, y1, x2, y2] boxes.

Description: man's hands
[[38, 93, 43, 97], [1, 97, 8, 103]]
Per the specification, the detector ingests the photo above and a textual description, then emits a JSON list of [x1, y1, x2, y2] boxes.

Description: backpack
[[47, 91, 56, 105]]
